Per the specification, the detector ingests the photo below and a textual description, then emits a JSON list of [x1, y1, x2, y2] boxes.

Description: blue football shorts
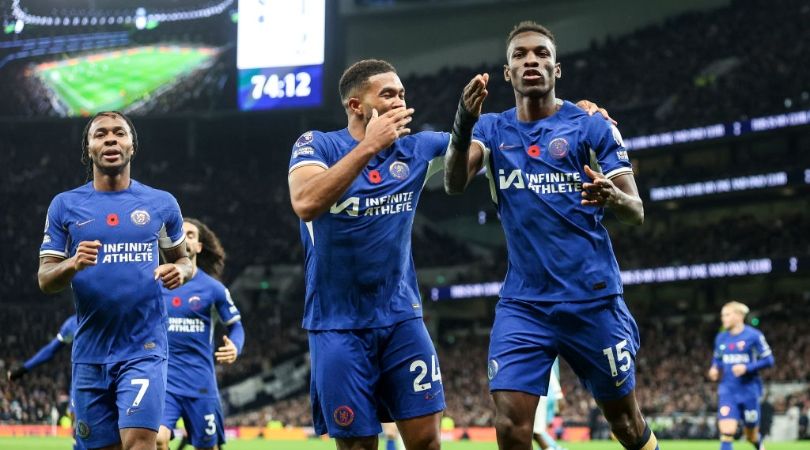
[[488, 295, 640, 402], [161, 391, 226, 448], [72, 355, 167, 448], [718, 385, 761, 427], [308, 317, 446, 438]]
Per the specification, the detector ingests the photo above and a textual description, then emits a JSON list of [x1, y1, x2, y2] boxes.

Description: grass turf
[[34, 45, 214, 116], [1, 437, 807, 450]]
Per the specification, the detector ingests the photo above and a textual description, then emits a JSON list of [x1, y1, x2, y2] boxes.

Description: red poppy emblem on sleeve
[[172, 297, 182, 307], [368, 170, 382, 184], [527, 145, 541, 158], [107, 213, 119, 226]]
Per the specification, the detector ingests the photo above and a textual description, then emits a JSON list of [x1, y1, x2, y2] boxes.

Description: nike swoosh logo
[[76, 219, 95, 227], [126, 407, 139, 416], [615, 375, 631, 387], [499, 143, 520, 150]]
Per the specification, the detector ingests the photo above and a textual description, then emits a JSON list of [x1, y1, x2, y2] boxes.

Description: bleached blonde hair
[[722, 301, 750, 316]]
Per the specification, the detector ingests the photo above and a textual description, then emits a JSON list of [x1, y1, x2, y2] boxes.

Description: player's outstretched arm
[[15, 338, 66, 378], [38, 240, 101, 293], [7, 364, 28, 382], [444, 74, 488, 194], [582, 166, 644, 225], [156, 243, 192, 290], [290, 108, 414, 221]]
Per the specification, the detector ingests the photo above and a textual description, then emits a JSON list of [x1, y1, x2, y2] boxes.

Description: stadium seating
[[2, 0, 809, 441]]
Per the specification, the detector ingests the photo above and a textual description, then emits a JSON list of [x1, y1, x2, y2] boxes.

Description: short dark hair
[[338, 59, 396, 104], [80, 111, 138, 181], [506, 21, 556, 50], [185, 217, 227, 280]]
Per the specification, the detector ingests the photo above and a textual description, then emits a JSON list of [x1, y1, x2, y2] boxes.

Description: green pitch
[[1, 437, 807, 450], [34, 45, 215, 116]]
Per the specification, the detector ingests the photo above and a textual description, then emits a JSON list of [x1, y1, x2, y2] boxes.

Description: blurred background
[[1, 0, 809, 445]]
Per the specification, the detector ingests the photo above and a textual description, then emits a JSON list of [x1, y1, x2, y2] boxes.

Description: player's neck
[[189, 256, 198, 279], [92, 169, 131, 192], [347, 117, 366, 142], [729, 323, 745, 335], [515, 91, 559, 122]]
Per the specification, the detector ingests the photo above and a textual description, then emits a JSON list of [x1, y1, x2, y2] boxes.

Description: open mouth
[[522, 69, 543, 81], [101, 149, 122, 162]]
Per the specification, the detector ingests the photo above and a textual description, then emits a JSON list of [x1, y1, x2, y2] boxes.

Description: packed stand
[[225, 298, 810, 434], [403, 0, 810, 137]]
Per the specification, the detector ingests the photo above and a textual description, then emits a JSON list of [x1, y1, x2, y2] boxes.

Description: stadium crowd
[[404, 0, 809, 137], [220, 297, 810, 438], [1, 0, 809, 443], [1, 117, 808, 438], [6, 298, 810, 437], [221, 297, 810, 437]]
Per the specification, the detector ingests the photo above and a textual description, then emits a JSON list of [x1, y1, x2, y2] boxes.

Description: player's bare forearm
[[173, 257, 193, 284], [582, 168, 643, 224], [38, 240, 100, 293], [160, 244, 192, 287], [38, 257, 77, 294], [446, 73, 488, 194], [443, 141, 470, 194], [289, 142, 378, 221], [608, 188, 644, 225], [444, 142, 483, 194]]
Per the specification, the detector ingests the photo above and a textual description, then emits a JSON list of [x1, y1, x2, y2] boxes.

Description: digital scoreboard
[[236, 0, 325, 111]]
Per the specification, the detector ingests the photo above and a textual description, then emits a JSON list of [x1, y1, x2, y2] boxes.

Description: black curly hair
[[185, 218, 227, 280]]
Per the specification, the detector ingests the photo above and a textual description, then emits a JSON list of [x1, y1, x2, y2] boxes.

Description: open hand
[[363, 107, 414, 152], [581, 165, 620, 208], [215, 335, 238, 364], [462, 73, 489, 117]]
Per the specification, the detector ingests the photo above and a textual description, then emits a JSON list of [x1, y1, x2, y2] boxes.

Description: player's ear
[[503, 64, 510, 82], [347, 97, 363, 118], [555, 62, 561, 79]]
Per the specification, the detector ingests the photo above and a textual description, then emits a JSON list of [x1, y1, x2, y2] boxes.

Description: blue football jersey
[[57, 314, 78, 345], [713, 325, 772, 393], [288, 129, 450, 330], [40, 180, 185, 364], [163, 269, 241, 398], [472, 101, 633, 302]]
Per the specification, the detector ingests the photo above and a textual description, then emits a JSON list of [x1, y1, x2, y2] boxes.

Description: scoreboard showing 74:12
[[236, 0, 325, 111]]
